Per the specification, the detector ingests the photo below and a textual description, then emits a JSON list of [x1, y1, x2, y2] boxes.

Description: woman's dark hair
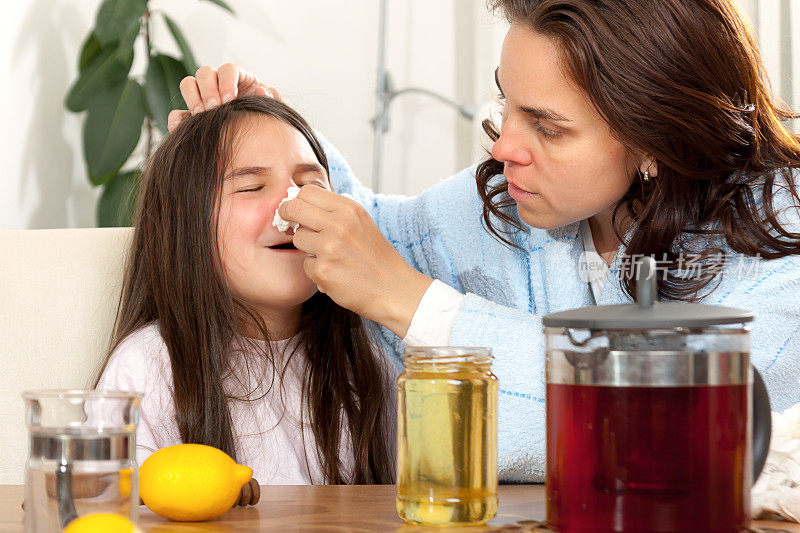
[[95, 96, 394, 484], [478, 0, 800, 301]]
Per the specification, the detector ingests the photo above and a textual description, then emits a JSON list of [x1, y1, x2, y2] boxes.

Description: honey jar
[[395, 347, 498, 526]]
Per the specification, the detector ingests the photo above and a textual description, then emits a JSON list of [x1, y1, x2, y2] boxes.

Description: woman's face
[[492, 24, 641, 230], [217, 115, 329, 321]]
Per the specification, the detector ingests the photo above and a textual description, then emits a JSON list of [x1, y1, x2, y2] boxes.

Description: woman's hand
[[168, 63, 288, 132], [280, 186, 433, 339]]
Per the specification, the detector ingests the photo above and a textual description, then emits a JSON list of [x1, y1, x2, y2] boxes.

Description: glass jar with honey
[[395, 346, 498, 526]]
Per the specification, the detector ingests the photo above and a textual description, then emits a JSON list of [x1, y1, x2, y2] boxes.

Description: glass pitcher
[[23, 390, 141, 532]]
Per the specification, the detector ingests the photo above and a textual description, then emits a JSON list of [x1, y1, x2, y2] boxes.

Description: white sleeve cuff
[[401, 279, 466, 347]]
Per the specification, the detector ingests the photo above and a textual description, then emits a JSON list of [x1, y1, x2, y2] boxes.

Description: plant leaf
[[202, 0, 235, 14], [78, 33, 103, 72], [145, 54, 189, 133], [83, 79, 147, 185], [97, 169, 141, 227], [94, 0, 148, 45], [115, 19, 141, 66], [66, 42, 133, 112], [162, 14, 198, 74]]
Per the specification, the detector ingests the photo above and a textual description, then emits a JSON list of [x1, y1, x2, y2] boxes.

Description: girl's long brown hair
[[96, 96, 394, 484], [479, 0, 800, 301]]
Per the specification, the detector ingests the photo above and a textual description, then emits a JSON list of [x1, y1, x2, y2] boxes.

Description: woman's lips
[[507, 181, 539, 201]]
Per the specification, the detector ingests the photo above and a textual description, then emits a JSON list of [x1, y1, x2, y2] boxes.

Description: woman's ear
[[639, 158, 658, 178]]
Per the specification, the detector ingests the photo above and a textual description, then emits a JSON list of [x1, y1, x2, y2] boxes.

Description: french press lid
[[542, 256, 753, 329]]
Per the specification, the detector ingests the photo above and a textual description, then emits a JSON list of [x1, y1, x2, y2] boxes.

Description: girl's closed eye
[[236, 184, 264, 193], [296, 181, 327, 189]]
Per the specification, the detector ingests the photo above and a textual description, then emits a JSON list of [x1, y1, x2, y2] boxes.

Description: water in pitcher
[[25, 430, 138, 532]]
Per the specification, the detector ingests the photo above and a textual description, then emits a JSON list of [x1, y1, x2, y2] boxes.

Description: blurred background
[[0, 0, 794, 229]]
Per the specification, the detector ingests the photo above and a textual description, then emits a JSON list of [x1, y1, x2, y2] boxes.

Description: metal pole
[[370, 0, 475, 193], [372, 0, 389, 193]]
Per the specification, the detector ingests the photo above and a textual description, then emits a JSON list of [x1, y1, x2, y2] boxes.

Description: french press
[[542, 257, 771, 533]]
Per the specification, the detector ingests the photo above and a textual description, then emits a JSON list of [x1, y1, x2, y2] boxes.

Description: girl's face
[[217, 115, 329, 325], [492, 24, 642, 229]]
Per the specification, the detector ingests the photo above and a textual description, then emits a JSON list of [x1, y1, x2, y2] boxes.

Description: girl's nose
[[491, 125, 533, 166], [272, 178, 298, 212]]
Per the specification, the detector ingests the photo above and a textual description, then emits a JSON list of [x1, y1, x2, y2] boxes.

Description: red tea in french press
[[542, 257, 771, 532]]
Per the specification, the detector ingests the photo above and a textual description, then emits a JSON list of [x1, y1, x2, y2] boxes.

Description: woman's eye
[[496, 92, 506, 102], [236, 185, 264, 193], [534, 121, 562, 139]]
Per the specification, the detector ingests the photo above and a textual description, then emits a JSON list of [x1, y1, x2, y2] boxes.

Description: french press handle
[[752, 367, 771, 482]]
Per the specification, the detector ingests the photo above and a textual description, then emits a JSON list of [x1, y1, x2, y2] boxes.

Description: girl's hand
[[168, 63, 288, 132], [279, 186, 433, 339]]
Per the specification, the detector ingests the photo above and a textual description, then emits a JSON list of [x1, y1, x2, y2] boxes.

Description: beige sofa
[[0, 228, 133, 484]]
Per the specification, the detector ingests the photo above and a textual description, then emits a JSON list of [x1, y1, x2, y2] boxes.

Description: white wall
[[0, 0, 507, 230], [739, 0, 800, 124], [8, 0, 790, 232]]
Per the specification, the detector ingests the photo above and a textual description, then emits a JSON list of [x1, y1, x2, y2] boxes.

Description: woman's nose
[[491, 125, 533, 166]]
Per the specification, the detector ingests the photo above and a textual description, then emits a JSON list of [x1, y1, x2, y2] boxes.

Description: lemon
[[119, 468, 132, 498], [139, 443, 253, 522], [62, 513, 137, 533]]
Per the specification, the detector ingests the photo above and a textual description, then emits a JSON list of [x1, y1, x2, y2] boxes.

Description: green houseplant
[[66, 0, 233, 226]]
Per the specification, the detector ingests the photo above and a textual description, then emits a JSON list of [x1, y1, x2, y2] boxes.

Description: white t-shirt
[[97, 323, 397, 485], [578, 218, 610, 303]]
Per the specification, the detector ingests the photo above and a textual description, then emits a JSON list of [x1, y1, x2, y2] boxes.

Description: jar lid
[[403, 346, 492, 365], [542, 257, 753, 329]]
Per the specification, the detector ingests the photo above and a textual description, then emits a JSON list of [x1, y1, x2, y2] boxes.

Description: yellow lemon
[[62, 513, 137, 533], [139, 444, 253, 522], [119, 468, 132, 498]]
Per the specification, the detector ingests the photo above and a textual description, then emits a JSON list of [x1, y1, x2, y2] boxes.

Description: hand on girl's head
[[169, 63, 288, 133]]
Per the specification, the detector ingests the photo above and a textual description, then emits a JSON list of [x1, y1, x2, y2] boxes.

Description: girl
[[96, 96, 395, 485], [174, 0, 800, 482]]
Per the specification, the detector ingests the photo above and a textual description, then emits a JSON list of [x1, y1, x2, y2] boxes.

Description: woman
[[171, 0, 800, 482], [97, 96, 396, 485]]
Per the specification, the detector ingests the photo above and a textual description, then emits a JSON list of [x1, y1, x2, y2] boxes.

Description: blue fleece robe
[[321, 137, 800, 482]]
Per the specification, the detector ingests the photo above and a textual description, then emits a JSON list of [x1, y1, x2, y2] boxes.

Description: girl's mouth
[[268, 242, 297, 250]]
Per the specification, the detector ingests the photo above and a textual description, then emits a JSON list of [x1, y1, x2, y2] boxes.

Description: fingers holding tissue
[[276, 186, 433, 339], [272, 186, 301, 233]]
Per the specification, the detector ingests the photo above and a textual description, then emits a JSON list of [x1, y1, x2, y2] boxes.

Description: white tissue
[[272, 186, 301, 232], [752, 402, 800, 523]]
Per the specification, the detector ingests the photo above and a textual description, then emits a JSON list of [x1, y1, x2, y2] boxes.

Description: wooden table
[[1, 484, 798, 532]]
